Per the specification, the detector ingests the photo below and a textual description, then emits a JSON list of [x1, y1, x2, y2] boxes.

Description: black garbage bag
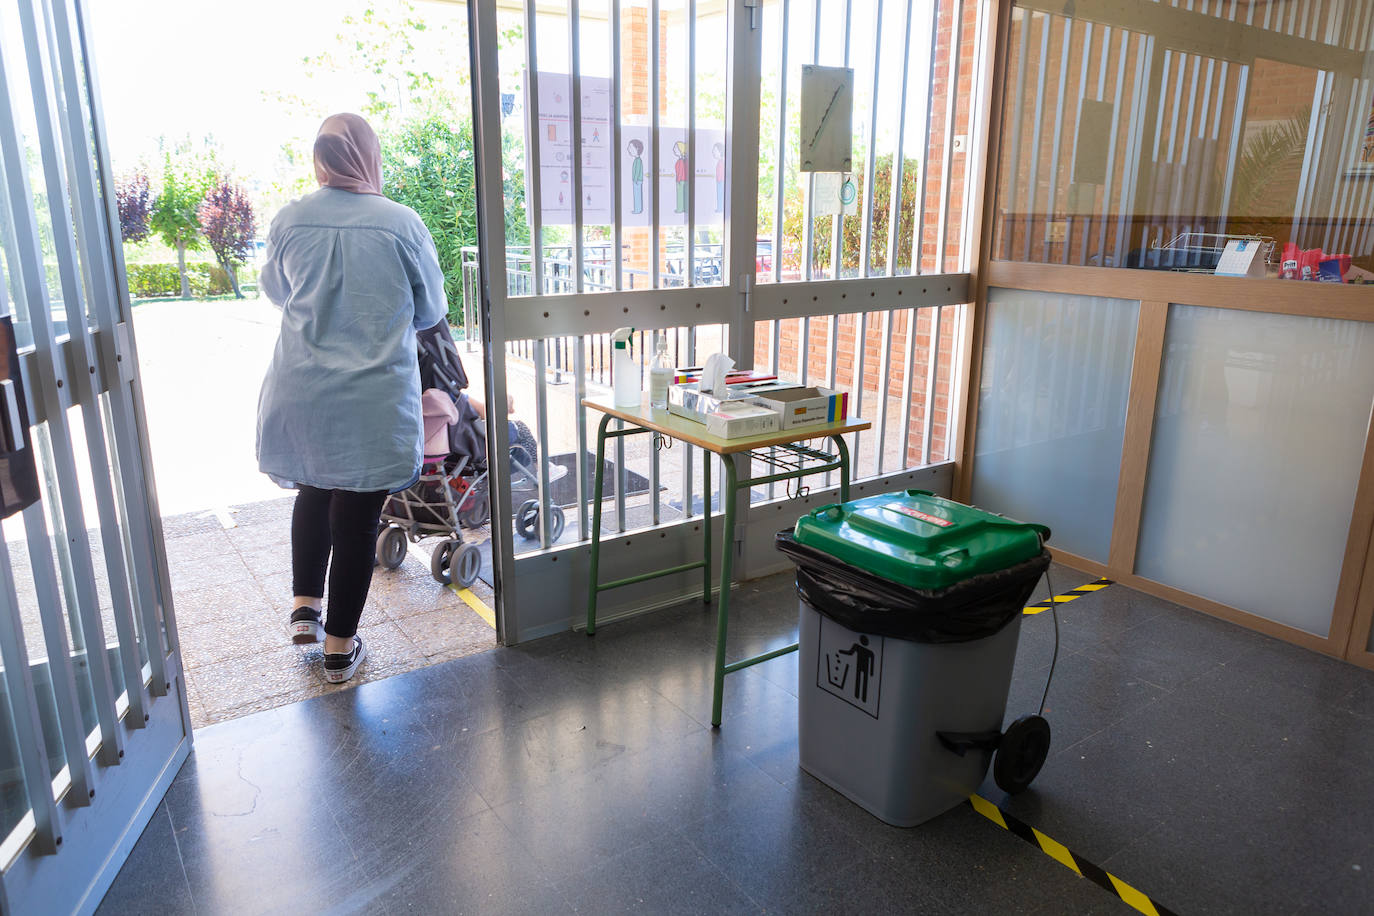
[[776, 530, 1050, 644]]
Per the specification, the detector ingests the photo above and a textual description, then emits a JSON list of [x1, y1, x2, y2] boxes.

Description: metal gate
[[467, 0, 989, 643], [0, 1, 189, 912]]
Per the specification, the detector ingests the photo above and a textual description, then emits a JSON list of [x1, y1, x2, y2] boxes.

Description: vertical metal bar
[[1036, 17, 1070, 264], [899, 305, 919, 465], [1094, 29, 1128, 263], [0, 29, 124, 763], [934, 0, 964, 271], [575, 337, 589, 539], [802, 0, 821, 281], [651, 0, 661, 288], [886, 0, 915, 273], [1064, 22, 1093, 265], [682, 326, 696, 516], [1116, 35, 1154, 265], [875, 309, 893, 474], [0, 539, 60, 853], [613, 0, 624, 292], [533, 341, 554, 547], [688, 0, 697, 287], [920, 305, 943, 464], [828, 0, 853, 281], [523, 1, 544, 291], [1017, 12, 1050, 263], [773, 0, 791, 284], [569, 0, 587, 289], [1000, 9, 1031, 261], [859, 0, 884, 278]]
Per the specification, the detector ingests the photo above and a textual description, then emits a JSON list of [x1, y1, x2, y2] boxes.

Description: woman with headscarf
[[257, 113, 448, 683]]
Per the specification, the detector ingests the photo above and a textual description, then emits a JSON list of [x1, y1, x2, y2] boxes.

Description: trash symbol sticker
[[816, 616, 883, 718]]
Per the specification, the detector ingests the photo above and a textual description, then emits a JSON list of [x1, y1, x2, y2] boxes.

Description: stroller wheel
[[549, 506, 566, 543], [451, 543, 482, 588], [458, 488, 491, 528], [376, 526, 408, 570], [431, 538, 460, 585], [516, 499, 541, 541]]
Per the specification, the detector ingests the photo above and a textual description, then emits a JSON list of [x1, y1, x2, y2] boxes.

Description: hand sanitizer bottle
[[649, 334, 672, 409]]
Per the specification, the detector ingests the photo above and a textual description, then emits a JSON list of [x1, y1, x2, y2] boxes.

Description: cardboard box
[[705, 402, 781, 439], [747, 386, 849, 429]]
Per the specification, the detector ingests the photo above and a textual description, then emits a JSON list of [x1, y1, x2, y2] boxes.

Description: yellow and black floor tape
[[1024, 578, 1114, 615], [969, 795, 1177, 916]]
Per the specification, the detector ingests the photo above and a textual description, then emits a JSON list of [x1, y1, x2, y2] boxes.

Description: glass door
[[0, 0, 189, 912]]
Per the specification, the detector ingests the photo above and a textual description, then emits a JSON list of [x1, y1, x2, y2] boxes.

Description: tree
[[150, 154, 211, 298], [115, 171, 151, 244], [198, 178, 257, 298]]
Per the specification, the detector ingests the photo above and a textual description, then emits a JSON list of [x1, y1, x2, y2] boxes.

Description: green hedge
[[124, 262, 258, 299]]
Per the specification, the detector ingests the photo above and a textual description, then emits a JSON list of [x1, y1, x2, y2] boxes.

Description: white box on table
[[704, 402, 781, 439], [747, 386, 850, 429]]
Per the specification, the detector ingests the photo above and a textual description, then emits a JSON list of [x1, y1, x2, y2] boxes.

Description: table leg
[[710, 455, 739, 728], [833, 433, 852, 502], [702, 449, 712, 604], [586, 413, 613, 636]]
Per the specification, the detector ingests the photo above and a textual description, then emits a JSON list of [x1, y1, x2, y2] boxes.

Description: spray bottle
[[611, 327, 639, 407]]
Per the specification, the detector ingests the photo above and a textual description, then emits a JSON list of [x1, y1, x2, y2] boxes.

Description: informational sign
[[617, 125, 726, 227], [537, 72, 727, 229], [816, 615, 883, 718], [536, 71, 613, 225], [810, 171, 858, 217], [800, 64, 853, 172]]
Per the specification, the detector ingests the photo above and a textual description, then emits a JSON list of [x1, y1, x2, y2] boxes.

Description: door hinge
[[744, 0, 761, 29], [738, 273, 753, 312]]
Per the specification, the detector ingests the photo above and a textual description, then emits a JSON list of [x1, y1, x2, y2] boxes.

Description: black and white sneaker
[[288, 607, 323, 644], [323, 635, 367, 684]]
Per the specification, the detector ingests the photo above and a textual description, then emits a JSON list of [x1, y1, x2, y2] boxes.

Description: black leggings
[[291, 485, 389, 639]]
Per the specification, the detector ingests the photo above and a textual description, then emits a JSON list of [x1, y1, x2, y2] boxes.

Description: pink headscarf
[[313, 113, 383, 195]]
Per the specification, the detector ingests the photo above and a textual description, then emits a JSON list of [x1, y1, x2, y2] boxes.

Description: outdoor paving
[[163, 497, 497, 729]]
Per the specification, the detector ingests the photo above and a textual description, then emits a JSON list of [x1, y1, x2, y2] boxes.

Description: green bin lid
[[792, 490, 1049, 591]]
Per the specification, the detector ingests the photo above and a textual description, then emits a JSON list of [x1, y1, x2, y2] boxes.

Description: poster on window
[[657, 128, 727, 226], [535, 71, 614, 225]]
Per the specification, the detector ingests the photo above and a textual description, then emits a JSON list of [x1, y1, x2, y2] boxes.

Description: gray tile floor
[[97, 564, 1374, 915]]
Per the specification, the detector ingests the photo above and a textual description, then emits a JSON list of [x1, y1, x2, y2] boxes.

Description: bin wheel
[[451, 543, 482, 588], [993, 714, 1051, 795], [431, 538, 461, 585], [376, 526, 408, 570]]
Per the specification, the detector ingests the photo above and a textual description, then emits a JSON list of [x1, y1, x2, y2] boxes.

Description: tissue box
[[705, 402, 781, 439], [668, 380, 794, 424], [747, 386, 849, 429]]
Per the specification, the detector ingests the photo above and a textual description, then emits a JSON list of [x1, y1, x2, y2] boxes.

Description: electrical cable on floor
[[1038, 565, 1059, 717]]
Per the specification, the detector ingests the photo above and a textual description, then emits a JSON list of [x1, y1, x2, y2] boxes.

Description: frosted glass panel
[[1137, 307, 1374, 638], [971, 289, 1139, 562]]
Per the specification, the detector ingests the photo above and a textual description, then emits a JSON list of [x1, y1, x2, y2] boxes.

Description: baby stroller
[[374, 322, 567, 587]]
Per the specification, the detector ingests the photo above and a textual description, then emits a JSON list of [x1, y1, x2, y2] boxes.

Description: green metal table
[[583, 397, 870, 726]]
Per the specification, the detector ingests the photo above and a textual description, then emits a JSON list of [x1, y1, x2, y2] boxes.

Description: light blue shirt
[[256, 187, 448, 492]]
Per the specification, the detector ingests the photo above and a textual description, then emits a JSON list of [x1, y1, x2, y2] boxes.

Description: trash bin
[[777, 489, 1052, 827]]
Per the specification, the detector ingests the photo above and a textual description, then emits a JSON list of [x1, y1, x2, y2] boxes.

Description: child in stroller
[[374, 322, 567, 587]]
